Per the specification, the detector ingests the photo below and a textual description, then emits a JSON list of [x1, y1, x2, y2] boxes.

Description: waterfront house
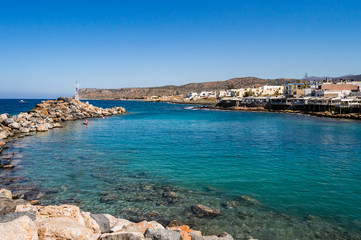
[[260, 85, 284, 96], [218, 90, 227, 97], [283, 83, 306, 97], [184, 92, 199, 100]]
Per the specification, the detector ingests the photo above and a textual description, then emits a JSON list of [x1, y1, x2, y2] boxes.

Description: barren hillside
[[79, 77, 297, 99]]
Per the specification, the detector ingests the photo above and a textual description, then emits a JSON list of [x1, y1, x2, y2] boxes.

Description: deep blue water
[[1, 99, 361, 239], [0, 99, 49, 116]]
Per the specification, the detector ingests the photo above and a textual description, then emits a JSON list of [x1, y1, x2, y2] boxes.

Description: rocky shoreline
[[197, 106, 361, 120], [0, 97, 126, 147], [0, 188, 235, 240]]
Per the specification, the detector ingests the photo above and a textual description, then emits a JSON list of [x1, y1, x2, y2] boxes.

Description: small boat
[[19, 100, 25, 103]]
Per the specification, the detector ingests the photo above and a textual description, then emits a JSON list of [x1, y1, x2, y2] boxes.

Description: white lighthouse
[[74, 81, 80, 100]]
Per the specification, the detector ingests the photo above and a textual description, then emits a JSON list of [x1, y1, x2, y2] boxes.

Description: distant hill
[[309, 74, 361, 82], [79, 77, 297, 99], [334, 74, 361, 81]]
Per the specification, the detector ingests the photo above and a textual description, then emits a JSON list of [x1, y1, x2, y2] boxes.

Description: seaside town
[[2, 1, 361, 239], [147, 77, 361, 116]]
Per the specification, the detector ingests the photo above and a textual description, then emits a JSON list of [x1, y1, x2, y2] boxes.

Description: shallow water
[[1, 100, 361, 239]]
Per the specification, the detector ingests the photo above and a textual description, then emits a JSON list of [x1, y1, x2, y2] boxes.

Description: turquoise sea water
[[1, 100, 361, 239]]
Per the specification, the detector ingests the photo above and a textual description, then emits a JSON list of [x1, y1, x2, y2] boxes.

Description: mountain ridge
[[79, 77, 297, 99], [79, 74, 361, 99]]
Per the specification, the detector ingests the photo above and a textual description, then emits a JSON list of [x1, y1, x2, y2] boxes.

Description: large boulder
[[0, 132, 7, 139], [81, 211, 102, 233], [91, 214, 111, 233], [144, 228, 182, 240], [36, 124, 48, 132], [121, 220, 164, 234], [37, 217, 99, 240], [217, 232, 233, 240], [190, 205, 221, 218], [0, 188, 12, 199], [197, 233, 234, 240], [103, 214, 133, 232], [0, 114, 9, 122], [2, 118, 14, 126], [20, 128, 30, 133], [0, 215, 38, 240], [0, 211, 36, 223], [16, 204, 86, 225], [170, 225, 202, 240], [99, 232, 144, 240], [8, 122, 20, 129], [0, 198, 28, 215], [80, 211, 111, 234]]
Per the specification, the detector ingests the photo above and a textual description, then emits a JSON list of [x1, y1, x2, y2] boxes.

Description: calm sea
[[1, 99, 361, 239]]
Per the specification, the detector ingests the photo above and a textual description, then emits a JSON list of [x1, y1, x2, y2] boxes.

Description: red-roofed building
[[321, 84, 358, 91]]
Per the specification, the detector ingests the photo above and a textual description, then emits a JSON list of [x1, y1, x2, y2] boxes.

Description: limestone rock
[[53, 123, 62, 128], [192, 233, 233, 240], [170, 225, 200, 240], [30, 200, 40, 205], [37, 217, 99, 240], [201, 236, 219, 240], [81, 211, 102, 233], [0, 215, 38, 240], [144, 228, 182, 240], [104, 214, 133, 229], [0, 98, 126, 141], [0, 132, 7, 139], [36, 124, 49, 132], [16, 204, 86, 225], [0, 198, 28, 215], [190, 204, 221, 217], [8, 122, 20, 129], [100, 231, 144, 240], [0, 113, 8, 122], [0, 211, 36, 223], [122, 220, 164, 234], [91, 213, 111, 233], [20, 127, 30, 133], [81, 211, 111, 234], [190, 231, 203, 240], [217, 232, 233, 240], [0, 188, 12, 199], [2, 118, 14, 126]]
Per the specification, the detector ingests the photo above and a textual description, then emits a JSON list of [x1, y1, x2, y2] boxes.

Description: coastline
[[196, 105, 361, 121], [2, 99, 361, 240], [79, 98, 217, 106], [0, 98, 237, 240], [141, 99, 217, 106], [80, 98, 361, 120], [0, 188, 234, 240]]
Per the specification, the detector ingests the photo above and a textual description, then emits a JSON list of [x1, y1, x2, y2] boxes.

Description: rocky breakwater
[[0, 188, 235, 240], [0, 97, 126, 154]]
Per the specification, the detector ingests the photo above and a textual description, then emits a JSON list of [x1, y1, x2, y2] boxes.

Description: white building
[[218, 90, 227, 97], [259, 85, 284, 96], [184, 92, 199, 99]]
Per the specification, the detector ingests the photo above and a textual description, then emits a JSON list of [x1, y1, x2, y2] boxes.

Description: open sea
[[1, 99, 361, 240]]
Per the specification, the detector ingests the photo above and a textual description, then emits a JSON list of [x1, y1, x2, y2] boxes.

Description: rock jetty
[[0, 97, 126, 142], [0, 188, 234, 240]]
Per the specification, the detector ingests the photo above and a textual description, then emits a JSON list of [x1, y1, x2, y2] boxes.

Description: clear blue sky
[[0, 0, 360, 98]]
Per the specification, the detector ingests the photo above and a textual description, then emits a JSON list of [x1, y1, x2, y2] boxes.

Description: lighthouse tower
[[74, 81, 80, 100]]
